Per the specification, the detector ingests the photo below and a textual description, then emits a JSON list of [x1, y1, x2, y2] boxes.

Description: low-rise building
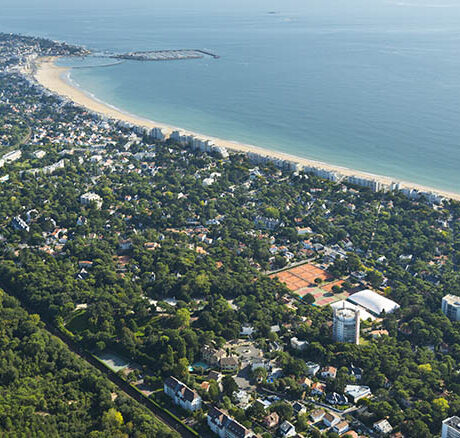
[[220, 356, 239, 372], [305, 361, 320, 376], [311, 382, 326, 396], [292, 401, 307, 416], [290, 337, 309, 350], [342, 431, 359, 438], [298, 376, 312, 388], [321, 366, 337, 379], [201, 344, 226, 366], [326, 392, 348, 406], [11, 216, 29, 232], [80, 192, 103, 209], [207, 406, 255, 438], [2, 149, 21, 163], [345, 385, 371, 403], [233, 390, 251, 408], [240, 325, 255, 337], [347, 289, 399, 317], [119, 239, 133, 251], [163, 376, 202, 412], [370, 329, 389, 339], [254, 215, 280, 230], [263, 412, 279, 429], [333, 420, 349, 435], [348, 364, 363, 380], [279, 420, 296, 437], [310, 409, 325, 423], [33, 149, 46, 159], [374, 419, 393, 435], [323, 412, 340, 428]]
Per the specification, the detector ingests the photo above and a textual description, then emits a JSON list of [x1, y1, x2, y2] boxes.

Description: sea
[[2, 0, 460, 192]]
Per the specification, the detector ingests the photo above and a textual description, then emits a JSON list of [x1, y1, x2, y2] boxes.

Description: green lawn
[[66, 310, 90, 333]]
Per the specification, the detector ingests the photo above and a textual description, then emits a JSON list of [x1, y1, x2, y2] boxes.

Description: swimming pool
[[189, 362, 210, 372]]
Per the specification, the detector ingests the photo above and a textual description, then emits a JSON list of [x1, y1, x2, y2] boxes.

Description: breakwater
[[109, 49, 219, 61]]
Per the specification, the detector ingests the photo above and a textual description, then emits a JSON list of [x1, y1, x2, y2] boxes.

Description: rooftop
[[443, 294, 460, 307], [348, 289, 399, 316], [443, 416, 460, 431], [334, 307, 358, 320], [330, 300, 375, 321]]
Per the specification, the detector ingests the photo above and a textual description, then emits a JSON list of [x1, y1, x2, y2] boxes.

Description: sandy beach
[[33, 57, 460, 201]]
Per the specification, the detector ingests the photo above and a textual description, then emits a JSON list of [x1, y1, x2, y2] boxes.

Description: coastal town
[[1, 32, 460, 438]]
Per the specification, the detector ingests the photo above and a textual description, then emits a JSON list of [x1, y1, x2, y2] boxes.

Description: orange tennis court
[[270, 263, 333, 291]]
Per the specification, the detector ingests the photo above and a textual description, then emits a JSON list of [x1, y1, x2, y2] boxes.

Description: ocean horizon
[[3, 1, 460, 193]]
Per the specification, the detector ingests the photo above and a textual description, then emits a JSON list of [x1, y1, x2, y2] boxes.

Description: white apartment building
[[347, 175, 381, 192], [164, 376, 202, 412], [2, 150, 22, 163], [290, 337, 308, 351], [442, 295, 460, 321], [207, 406, 254, 438], [149, 127, 165, 141], [333, 306, 360, 345], [303, 165, 340, 182], [80, 192, 103, 209], [442, 417, 460, 438]]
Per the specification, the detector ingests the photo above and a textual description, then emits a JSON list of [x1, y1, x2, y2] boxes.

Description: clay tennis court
[[321, 279, 345, 292], [271, 264, 349, 306], [270, 263, 333, 291]]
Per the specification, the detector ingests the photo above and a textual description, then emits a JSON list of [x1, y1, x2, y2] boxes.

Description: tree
[[432, 397, 449, 418], [102, 408, 124, 429], [272, 401, 293, 421], [174, 358, 189, 379], [264, 206, 280, 219], [346, 253, 362, 272], [274, 255, 287, 269], [222, 376, 238, 397], [366, 269, 383, 288], [246, 401, 265, 420], [174, 308, 190, 328], [418, 363, 432, 374], [208, 380, 220, 401], [297, 413, 309, 431], [403, 419, 431, 438], [331, 285, 342, 294], [252, 366, 267, 382]]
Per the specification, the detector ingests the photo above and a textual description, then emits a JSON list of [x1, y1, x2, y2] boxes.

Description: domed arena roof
[[348, 289, 399, 316]]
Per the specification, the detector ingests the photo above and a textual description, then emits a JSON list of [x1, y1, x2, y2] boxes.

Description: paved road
[[46, 323, 200, 438]]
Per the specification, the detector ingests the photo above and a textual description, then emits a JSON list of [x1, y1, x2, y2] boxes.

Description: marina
[[110, 49, 220, 62]]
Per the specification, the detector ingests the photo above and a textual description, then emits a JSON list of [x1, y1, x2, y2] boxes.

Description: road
[[5, 292, 200, 438], [45, 323, 200, 438]]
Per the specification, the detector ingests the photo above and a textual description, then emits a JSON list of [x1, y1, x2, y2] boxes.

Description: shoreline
[[32, 56, 460, 202]]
